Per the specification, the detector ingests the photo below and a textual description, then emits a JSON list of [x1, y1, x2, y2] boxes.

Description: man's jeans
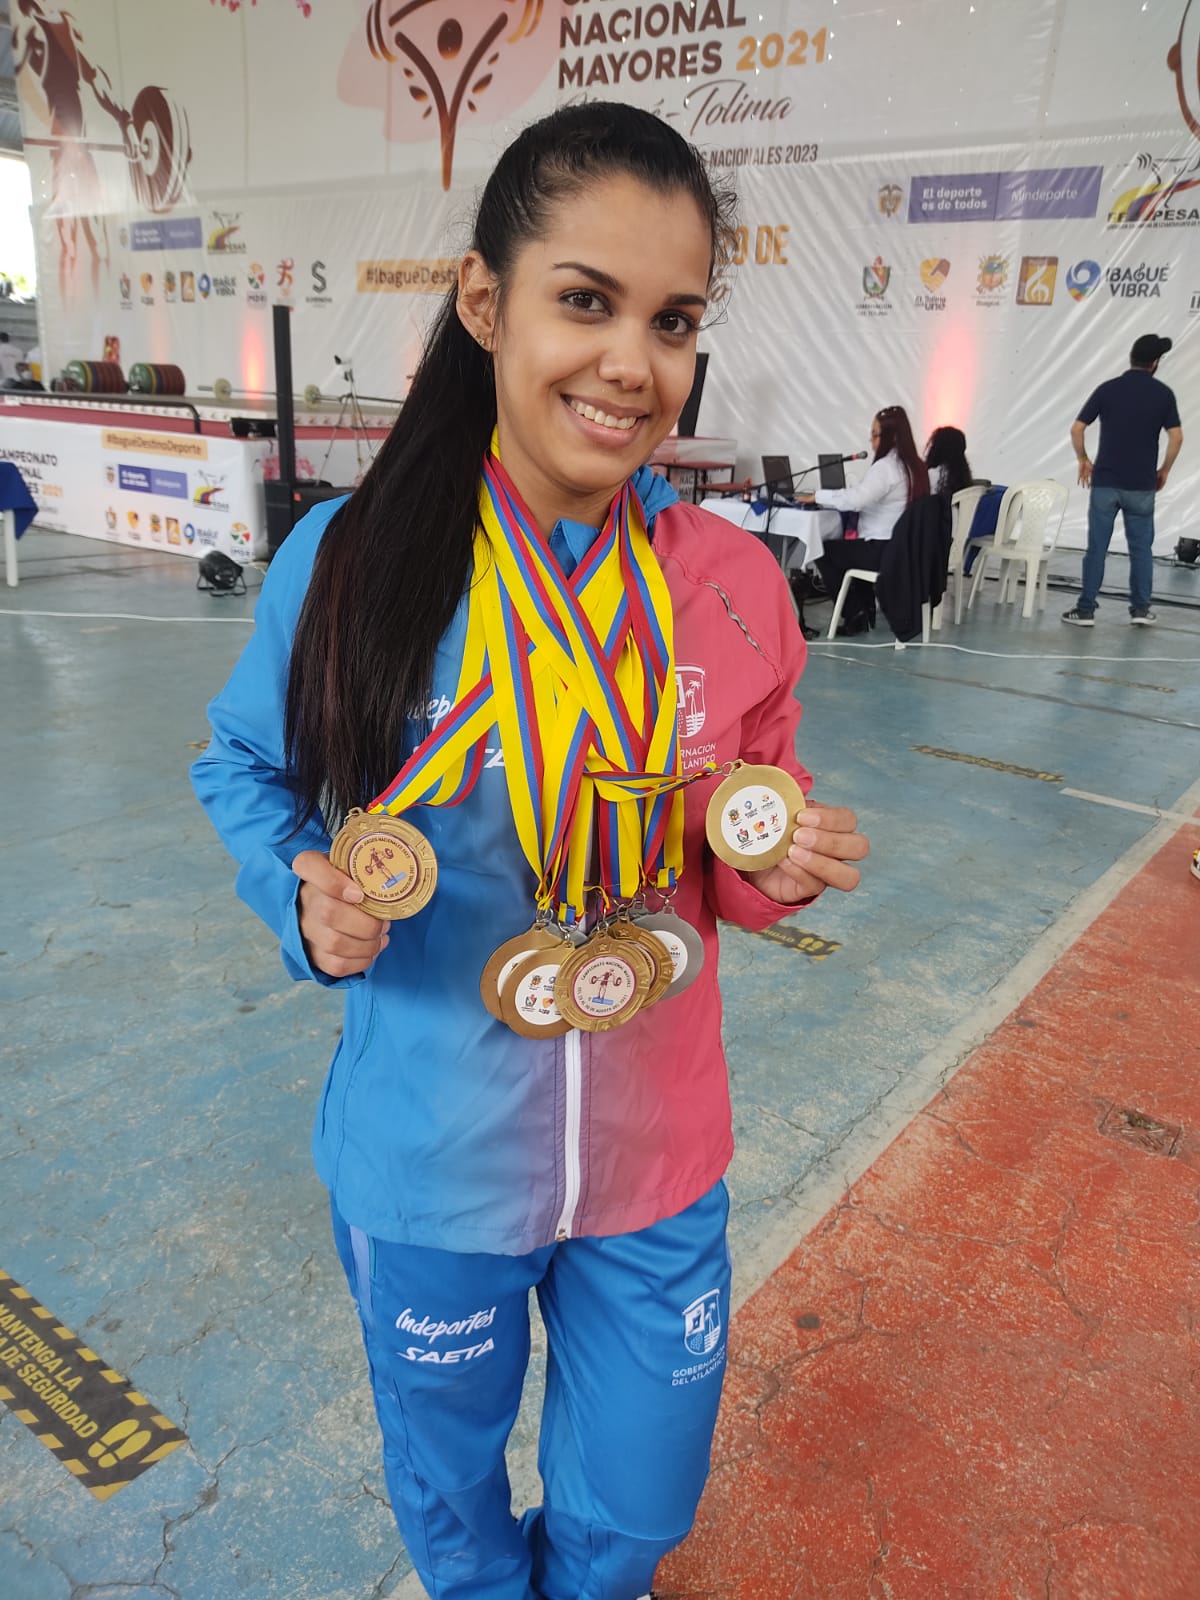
[[1080, 486, 1156, 614]]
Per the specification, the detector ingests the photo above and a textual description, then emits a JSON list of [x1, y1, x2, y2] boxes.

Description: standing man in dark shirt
[[1062, 334, 1183, 626]]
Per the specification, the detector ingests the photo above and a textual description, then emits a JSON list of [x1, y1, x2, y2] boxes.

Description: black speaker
[[264, 480, 348, 556]]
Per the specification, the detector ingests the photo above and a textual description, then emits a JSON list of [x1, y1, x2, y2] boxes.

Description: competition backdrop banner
[[12, 0, 1200, 547]]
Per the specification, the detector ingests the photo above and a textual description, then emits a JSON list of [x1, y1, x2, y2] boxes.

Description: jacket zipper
[[554, 1028, 583, 1241]]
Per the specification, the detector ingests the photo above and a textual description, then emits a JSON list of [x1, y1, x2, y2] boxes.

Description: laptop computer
[[760, 454, 793, 499], [818, 453, 847, 491]]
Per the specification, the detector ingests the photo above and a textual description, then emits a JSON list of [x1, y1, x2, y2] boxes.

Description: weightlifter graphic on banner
[[12, 0, 191, 301]]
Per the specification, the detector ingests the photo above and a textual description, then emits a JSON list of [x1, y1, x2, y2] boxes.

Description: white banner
[[11, 0, 1200, 549], [0, 410, 272, 559]]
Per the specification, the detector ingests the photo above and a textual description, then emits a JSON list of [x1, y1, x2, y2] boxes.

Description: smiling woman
[[191, 99, 868, 1600], [458, 173, 714, 535]]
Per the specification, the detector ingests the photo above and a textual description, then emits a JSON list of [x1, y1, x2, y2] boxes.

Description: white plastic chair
[[933, 484, 987, 628], [826, 564, 932, 645], [967, 480, 1069, 619]]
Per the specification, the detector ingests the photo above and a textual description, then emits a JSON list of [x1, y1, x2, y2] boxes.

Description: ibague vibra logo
[[1066, 260, 1102, 300], [1107, 261, 1171, 298]]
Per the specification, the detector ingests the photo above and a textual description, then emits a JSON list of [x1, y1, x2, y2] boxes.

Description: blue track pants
[[331, 1182, 731, 1600]]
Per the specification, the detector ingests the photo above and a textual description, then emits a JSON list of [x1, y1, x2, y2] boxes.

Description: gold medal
[[480, 925, 565, 1022], [704, 763, 806, 871], [610, 918, 673, 1010], [328, 808, 438, 921], [555, 930, 653, 1032], [499, 944, 574, 1039]]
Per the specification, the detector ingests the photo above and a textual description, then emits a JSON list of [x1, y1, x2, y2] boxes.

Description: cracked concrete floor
[[658, 824, 1200, 1600], [2, 530, 1199, 1598]]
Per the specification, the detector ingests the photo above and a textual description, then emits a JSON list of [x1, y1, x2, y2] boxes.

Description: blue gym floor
[[2, 529, 1198, 1599]]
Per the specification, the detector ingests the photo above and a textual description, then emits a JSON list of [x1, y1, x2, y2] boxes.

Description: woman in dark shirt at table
[[925, 426, 972, 498]]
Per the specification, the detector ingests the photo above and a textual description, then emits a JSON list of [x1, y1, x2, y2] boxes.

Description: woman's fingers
[[789, 807, 870, 874], [777, 850, 862, 896], [292, 851, 389, 976]]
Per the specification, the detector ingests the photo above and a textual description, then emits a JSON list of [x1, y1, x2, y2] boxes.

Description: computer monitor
[[676, 352, 708, 437], [760, 455, 793, 498], [818, 453, 847, 491]]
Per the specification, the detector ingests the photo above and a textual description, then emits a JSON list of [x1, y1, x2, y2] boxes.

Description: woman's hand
[[742, 804, 869, 903], [292, 851, 389, 978]]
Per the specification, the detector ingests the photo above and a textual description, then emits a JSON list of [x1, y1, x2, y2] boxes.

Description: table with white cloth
[[698, 497, 841, 574]]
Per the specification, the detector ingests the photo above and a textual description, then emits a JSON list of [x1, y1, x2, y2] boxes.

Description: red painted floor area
[[659, 827, 1200, 1600]]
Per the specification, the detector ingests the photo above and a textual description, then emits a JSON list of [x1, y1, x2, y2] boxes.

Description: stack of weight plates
[[128, 362, 187, 396], [64, 360, 127, 394]]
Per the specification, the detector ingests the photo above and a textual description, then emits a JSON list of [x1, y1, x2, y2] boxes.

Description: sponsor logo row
[[119, 260, 329, 309], [117, 255, 459, 307], [103, 507, 250, 552], [876, 155, 1200, 229], [102, 458, 245, 550], [857, 256, 1182, 311]]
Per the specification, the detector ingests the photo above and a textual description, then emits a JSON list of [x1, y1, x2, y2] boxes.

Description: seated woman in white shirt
[[798, 404, 929, 635]]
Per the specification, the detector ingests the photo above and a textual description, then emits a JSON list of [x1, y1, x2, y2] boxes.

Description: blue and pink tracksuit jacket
[[191, 469, 812, 1256]]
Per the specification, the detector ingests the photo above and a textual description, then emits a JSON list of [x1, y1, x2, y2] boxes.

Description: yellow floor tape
[[0, 1269, 187, 1500]]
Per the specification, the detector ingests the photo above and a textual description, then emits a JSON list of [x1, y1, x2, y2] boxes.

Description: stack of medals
[[329, 440, 806, 1038], [472, 449, 703, 1036]]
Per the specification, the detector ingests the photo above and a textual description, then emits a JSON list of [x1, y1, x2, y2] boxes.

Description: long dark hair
[[924, 425, 971, 497], [874, 405, 930, 502], [285, 102, 735, 828]]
